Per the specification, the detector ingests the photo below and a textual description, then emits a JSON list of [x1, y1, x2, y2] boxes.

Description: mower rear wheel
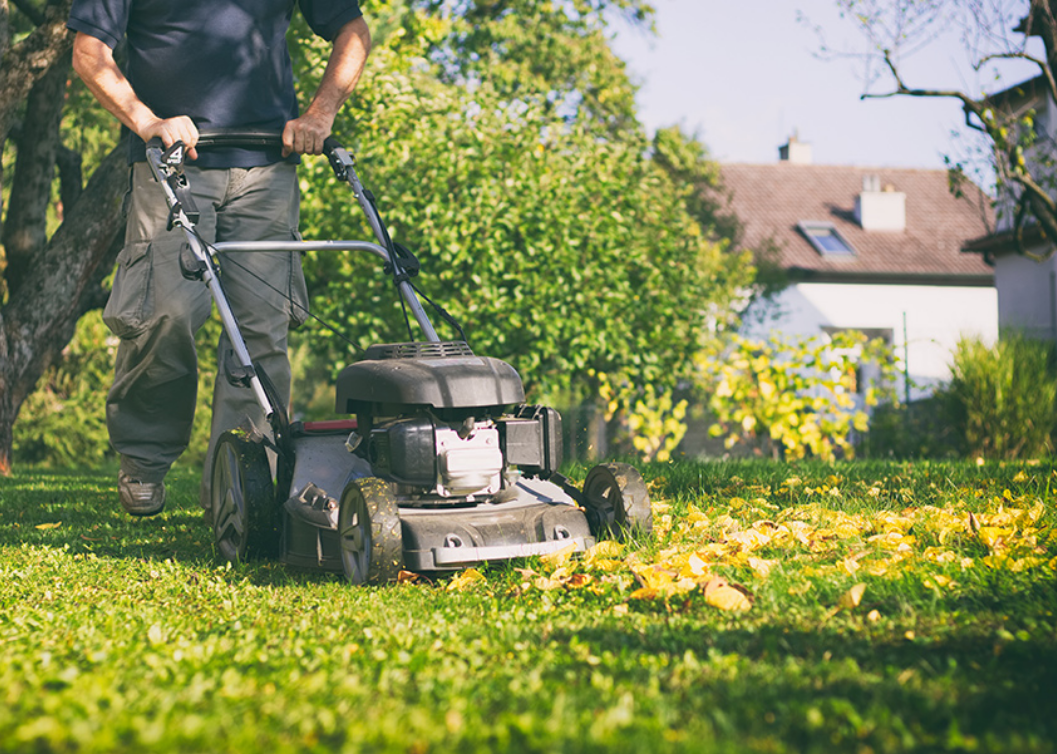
[[211, 431, 278, 561], [338, 478, 404, 584], [582, 462, 652, 540]]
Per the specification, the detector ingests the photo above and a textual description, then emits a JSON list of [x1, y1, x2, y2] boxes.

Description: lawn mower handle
[[145, 129, 440, 341], [149, 129, 350, 177], [142, 128, 445, 434]]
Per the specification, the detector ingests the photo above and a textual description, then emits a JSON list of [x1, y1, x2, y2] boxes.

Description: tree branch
[[862, 48, 985, 117], [0, 0, 72, 142], [11, 0, 44, 26], [975, 50, 1057, 104], [2, 48, 70, 294], [56, 144, 83, 213]]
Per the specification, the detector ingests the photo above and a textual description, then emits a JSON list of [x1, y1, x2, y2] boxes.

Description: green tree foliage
[[941, 334, 1057, 459], [291, 0, 752, 415], [699, 331, 897, 461], [12, 312, 112, 466]]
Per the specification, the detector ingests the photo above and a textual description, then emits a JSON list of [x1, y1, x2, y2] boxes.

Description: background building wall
[[742, 282, 999, 400]]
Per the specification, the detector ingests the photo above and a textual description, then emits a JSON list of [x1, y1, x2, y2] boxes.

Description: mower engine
[[361, 416, 505, 498]]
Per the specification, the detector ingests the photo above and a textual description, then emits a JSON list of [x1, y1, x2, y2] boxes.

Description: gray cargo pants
[[104, 161, 307, 504]]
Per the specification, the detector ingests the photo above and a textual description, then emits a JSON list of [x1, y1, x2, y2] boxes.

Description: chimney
[[855, 175, 906, 231], [779, 134, 812, 164]]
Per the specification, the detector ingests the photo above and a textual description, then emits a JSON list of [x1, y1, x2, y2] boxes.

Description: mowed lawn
[[1, 459, 1055, 753]]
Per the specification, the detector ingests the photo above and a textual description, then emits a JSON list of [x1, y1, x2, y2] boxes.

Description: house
[[960, 74, 1057, 339], [720, 138, 998, 400]]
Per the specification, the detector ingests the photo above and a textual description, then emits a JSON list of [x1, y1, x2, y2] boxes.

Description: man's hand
[[282, 16, 370, 158], [142, 116, 200, 161], [281, 110, 332, 158]]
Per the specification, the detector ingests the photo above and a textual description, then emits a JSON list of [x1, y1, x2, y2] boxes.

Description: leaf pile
[[493, 469, 1057, 617]]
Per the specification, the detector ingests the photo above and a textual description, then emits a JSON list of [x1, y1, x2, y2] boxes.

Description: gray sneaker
[[118, 473, 166, 517]]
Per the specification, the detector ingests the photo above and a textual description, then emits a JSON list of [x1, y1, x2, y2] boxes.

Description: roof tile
[[719, 163, 995, 281]]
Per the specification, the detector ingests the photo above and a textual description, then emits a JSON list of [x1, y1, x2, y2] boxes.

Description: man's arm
[[71, 32, 200, 159], [282, 15, 371, 157]]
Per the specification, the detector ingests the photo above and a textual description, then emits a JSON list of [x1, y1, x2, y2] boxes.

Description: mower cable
[[187, 225, 468, 349], [361, 188, 415, 342], [186, 225, 365, 354], [410, 283, 468, 344]]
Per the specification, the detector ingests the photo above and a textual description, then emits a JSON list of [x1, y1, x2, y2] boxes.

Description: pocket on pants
[[289, 230, 310, 328], [103, 240, 154, 339]]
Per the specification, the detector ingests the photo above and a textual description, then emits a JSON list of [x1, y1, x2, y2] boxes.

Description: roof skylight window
[[798, 221, 856, 257]]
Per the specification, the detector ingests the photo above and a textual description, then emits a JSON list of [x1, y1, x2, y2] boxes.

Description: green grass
[[1, 459, 1055, 753]]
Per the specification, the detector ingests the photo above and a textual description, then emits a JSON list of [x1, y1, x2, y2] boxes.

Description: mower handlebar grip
[[146, 131, 349, 158], [195, 129, 282, 149], [145, 131, 354, 182]]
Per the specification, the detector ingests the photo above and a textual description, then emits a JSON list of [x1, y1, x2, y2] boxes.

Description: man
[[68, 0, 371, 516]]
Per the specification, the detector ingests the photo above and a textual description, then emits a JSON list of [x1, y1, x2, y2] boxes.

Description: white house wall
[[743, 282, 999, 400], [991, 250, 1057, 340]]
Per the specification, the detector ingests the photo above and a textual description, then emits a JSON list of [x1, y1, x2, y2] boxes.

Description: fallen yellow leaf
[[747, 557, 777, 578], [681, 553, 710, 579], [533, 576, 565, 591], [703, 577, 752, 612], [540, 542, 577, 569], [584, 540, 624, 563], [565, 573, 593, 588], [629, 587, 660, 601], [976, 526, 1012, 550], [446, 568, 486, 592], [35, 522, 62, 530], [838, 582, 867, 610]]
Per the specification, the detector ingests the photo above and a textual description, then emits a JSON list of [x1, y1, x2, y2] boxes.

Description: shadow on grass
[[0, 465, 350, 587], [0, 465, 215, 564], [548, 591, 1057, 750]]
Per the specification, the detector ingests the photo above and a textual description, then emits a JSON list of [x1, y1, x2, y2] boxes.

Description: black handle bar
[[146, 129, 351, 179], [147, 129, 343, 155]]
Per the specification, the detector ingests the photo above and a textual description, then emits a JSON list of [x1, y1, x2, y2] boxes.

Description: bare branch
[[861, 48, 985, 117], [975, 50, 1057, 103]]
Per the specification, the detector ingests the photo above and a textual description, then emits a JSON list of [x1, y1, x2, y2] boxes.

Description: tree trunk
[[0, 142, 127, 475], [0, 0, 125, 476], [3, 49, 71, 292]]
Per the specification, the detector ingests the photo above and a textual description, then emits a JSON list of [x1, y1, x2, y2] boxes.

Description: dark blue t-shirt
[[68, 0, 363, 167]]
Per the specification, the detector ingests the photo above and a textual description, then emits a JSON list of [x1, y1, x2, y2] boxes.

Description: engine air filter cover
[[336, 341, 525, 414]]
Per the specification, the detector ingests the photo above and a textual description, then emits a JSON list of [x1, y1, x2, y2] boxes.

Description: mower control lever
[[323, 137, 355, 181], [145, 138, 200, 225]]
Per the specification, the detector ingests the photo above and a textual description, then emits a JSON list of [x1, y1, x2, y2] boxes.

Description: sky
[[609, 0, 1040, 174]]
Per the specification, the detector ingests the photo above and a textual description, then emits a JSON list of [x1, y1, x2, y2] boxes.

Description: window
[[798, 221, 856, 257]]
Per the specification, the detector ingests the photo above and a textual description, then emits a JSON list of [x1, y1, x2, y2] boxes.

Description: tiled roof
[[719, 162, 995, 284]]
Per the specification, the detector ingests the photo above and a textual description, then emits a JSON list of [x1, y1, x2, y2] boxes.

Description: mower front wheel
[[582, 462, 652, 540], [338, 478, 404, 585], [211, 431, 279, 562]]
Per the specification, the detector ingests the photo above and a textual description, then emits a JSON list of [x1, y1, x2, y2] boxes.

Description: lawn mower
[[145, 130, 652, 584]]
